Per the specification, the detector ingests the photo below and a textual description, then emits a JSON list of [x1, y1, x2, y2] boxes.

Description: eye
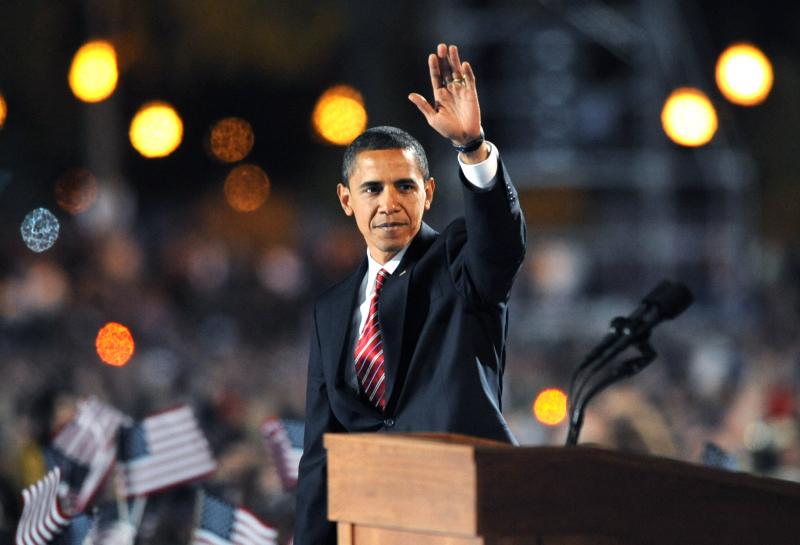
[[398, 183, 416, 191]]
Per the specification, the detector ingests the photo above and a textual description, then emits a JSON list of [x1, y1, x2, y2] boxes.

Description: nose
[[379, 186, 400, 213]]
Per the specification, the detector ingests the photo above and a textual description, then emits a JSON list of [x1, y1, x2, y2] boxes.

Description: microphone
[[574, 281, 693, 376], [630, 280, 694, 332], [566, 281, 694, 446]]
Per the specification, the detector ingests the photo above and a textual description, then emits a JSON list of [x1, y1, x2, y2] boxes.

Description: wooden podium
[[324, 433, 800, 545]]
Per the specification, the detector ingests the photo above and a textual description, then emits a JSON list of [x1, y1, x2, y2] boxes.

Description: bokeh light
[[716, 43, 773, 106], [0, 261, 69, 321], [129, 101, 184, 158], [533, 388, 568, 426], [95, 322, 135, 367], [209, 117, 255, 163], [661, 88, 718, 147], [55, 168, 99, 215], [312, 84, 367, 145], [0, 92, 7, 129], [20, 208, 60, 253], [224, 164, 271, 212], [68, 40, 119, 103]]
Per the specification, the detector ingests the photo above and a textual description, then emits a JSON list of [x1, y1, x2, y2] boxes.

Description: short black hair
[[341, 126, 430, 184]]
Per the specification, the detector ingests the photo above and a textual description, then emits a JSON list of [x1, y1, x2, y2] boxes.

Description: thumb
[[408, 93, 436, 124]]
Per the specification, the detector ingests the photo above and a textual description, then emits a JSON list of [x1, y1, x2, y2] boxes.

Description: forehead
[[350, 148, 424, 182]]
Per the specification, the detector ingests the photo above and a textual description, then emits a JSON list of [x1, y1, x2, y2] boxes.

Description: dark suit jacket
[[295, 159, 526, 544]]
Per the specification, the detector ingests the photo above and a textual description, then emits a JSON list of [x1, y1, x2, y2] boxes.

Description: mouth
[[374, 221, 408, 231]]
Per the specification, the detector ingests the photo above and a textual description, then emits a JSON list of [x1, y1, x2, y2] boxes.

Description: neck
[[369, 248, 399, 265]]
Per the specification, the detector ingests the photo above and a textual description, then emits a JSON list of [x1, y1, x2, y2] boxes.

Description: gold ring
[[451, 76, 466, 85]]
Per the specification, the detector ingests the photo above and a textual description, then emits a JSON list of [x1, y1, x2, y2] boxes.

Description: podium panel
[[325, 433, 800, 545]]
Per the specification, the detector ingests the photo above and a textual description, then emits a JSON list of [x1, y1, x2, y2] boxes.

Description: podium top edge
[[323, 431, 513, 450]]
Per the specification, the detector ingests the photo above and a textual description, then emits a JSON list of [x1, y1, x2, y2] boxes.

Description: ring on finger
[[451, 76, 466, 85]]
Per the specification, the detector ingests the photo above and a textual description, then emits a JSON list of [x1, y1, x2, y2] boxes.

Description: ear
[[424, 177, 435, 210], [337, 183, 353, 216]]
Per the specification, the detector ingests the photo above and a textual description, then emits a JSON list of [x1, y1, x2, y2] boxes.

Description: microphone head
[[647, 280, 694, 319]]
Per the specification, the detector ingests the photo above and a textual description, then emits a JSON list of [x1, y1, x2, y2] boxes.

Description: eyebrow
[[358, 178, 418, 190]]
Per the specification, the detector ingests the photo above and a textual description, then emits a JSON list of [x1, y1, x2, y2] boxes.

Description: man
[[295, 43, 526, 544]]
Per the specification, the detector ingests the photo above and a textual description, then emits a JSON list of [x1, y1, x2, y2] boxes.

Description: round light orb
[[68, 40, 119, 103], [0, 92, 7, 129], [129, 101, 184, 158], [55, 168, 99, 214], [312, 85, 368, 145], [716, 43, 773, 106], [224, 164, 270, 212], [533, 388, 568, 426], [209, 117, 255, 163], [21, 208, 60, 253], [96, 322, 135, 367], [661, 88, 718, 147]]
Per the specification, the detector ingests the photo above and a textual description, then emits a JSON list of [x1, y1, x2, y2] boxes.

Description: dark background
[[1, 0, 800, 541]]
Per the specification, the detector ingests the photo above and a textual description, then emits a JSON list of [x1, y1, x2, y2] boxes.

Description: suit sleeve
[[452, 157, 527, 306], [294, 306, 341, 545]]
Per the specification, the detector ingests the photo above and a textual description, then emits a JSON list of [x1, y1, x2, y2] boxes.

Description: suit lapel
[[379, 223, 438, 409], [317, 257, 367, 392]]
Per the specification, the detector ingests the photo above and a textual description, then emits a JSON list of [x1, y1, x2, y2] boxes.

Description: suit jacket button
[[384, 418, 395, 427]]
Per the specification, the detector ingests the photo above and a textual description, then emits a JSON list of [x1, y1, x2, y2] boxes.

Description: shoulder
[[313, 259, 366, 311]]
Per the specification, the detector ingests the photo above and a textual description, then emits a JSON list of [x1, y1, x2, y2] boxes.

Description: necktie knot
[[374, 269, 389, 295]]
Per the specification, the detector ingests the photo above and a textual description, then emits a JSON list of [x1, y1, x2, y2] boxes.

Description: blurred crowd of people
[[1, 176, 799, 543]]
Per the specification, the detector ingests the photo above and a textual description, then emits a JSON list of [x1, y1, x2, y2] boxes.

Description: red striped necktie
[[354, 268, 389, 410]]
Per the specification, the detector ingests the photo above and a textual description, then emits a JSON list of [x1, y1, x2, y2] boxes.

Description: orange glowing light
[[312, 85, 368, 145], [55, 168, 99, 215], [224, 164, 271, 212], [716, 43, 773, 106], [129, 101, 184, 158], [0, 92, 6, 129], [95, 322, 135, 367], [209, 117, 255, 163], [68, 40, 119, 103], [533, 388, 568, 426], [661, 87, 718, 147]]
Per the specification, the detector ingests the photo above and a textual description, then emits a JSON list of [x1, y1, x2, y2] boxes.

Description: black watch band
[[452, 128, 485, 153]]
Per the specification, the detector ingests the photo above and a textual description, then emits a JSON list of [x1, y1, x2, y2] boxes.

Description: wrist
[[459, 141, 490, 164], [451, 127, 485, 153]]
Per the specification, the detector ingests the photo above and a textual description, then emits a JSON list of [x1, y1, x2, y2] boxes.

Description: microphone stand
[[566, 331, 656, 446]]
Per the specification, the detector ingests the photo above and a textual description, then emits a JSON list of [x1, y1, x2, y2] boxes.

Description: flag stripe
[[193, 529, 232, 545], [16, 468, 69, 545], [235, 510, 278, 540], [260, 418, 303, 492], [49, 396, 129, 512], [192, 493, 276, 545], [118, 405, 216, 496]]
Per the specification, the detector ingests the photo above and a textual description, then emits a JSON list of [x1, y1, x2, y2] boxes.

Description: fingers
[[436, 43, 453, 86], [449, 45, 463, 79], [428, 53, 441, 94], [463, 61, 476, 85], [429, 44, 471, 91]]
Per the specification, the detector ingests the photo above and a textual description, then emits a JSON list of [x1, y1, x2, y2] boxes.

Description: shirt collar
[[364, 245, 409, 294]]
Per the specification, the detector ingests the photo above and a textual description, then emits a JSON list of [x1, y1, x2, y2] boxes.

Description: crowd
[[1, 175, 799, 543]]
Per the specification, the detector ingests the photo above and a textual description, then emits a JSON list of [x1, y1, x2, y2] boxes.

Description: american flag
[[48, 396, 131, 513], [16, 468, 70, 545], [51, 514, 92, 545], [259, 418, 303, 491], [192, 491, 277, 545], [117, 404, 217, 496]]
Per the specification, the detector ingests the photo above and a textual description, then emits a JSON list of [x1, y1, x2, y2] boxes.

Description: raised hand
[[408, 43, 482, 148]]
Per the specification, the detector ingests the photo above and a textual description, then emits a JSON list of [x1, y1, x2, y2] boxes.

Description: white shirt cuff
[[458, 141, 499, 189]]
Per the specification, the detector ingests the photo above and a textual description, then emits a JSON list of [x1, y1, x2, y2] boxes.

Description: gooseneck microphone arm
[[565, 280, 693, 447], [566, 340, 656, 446]]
